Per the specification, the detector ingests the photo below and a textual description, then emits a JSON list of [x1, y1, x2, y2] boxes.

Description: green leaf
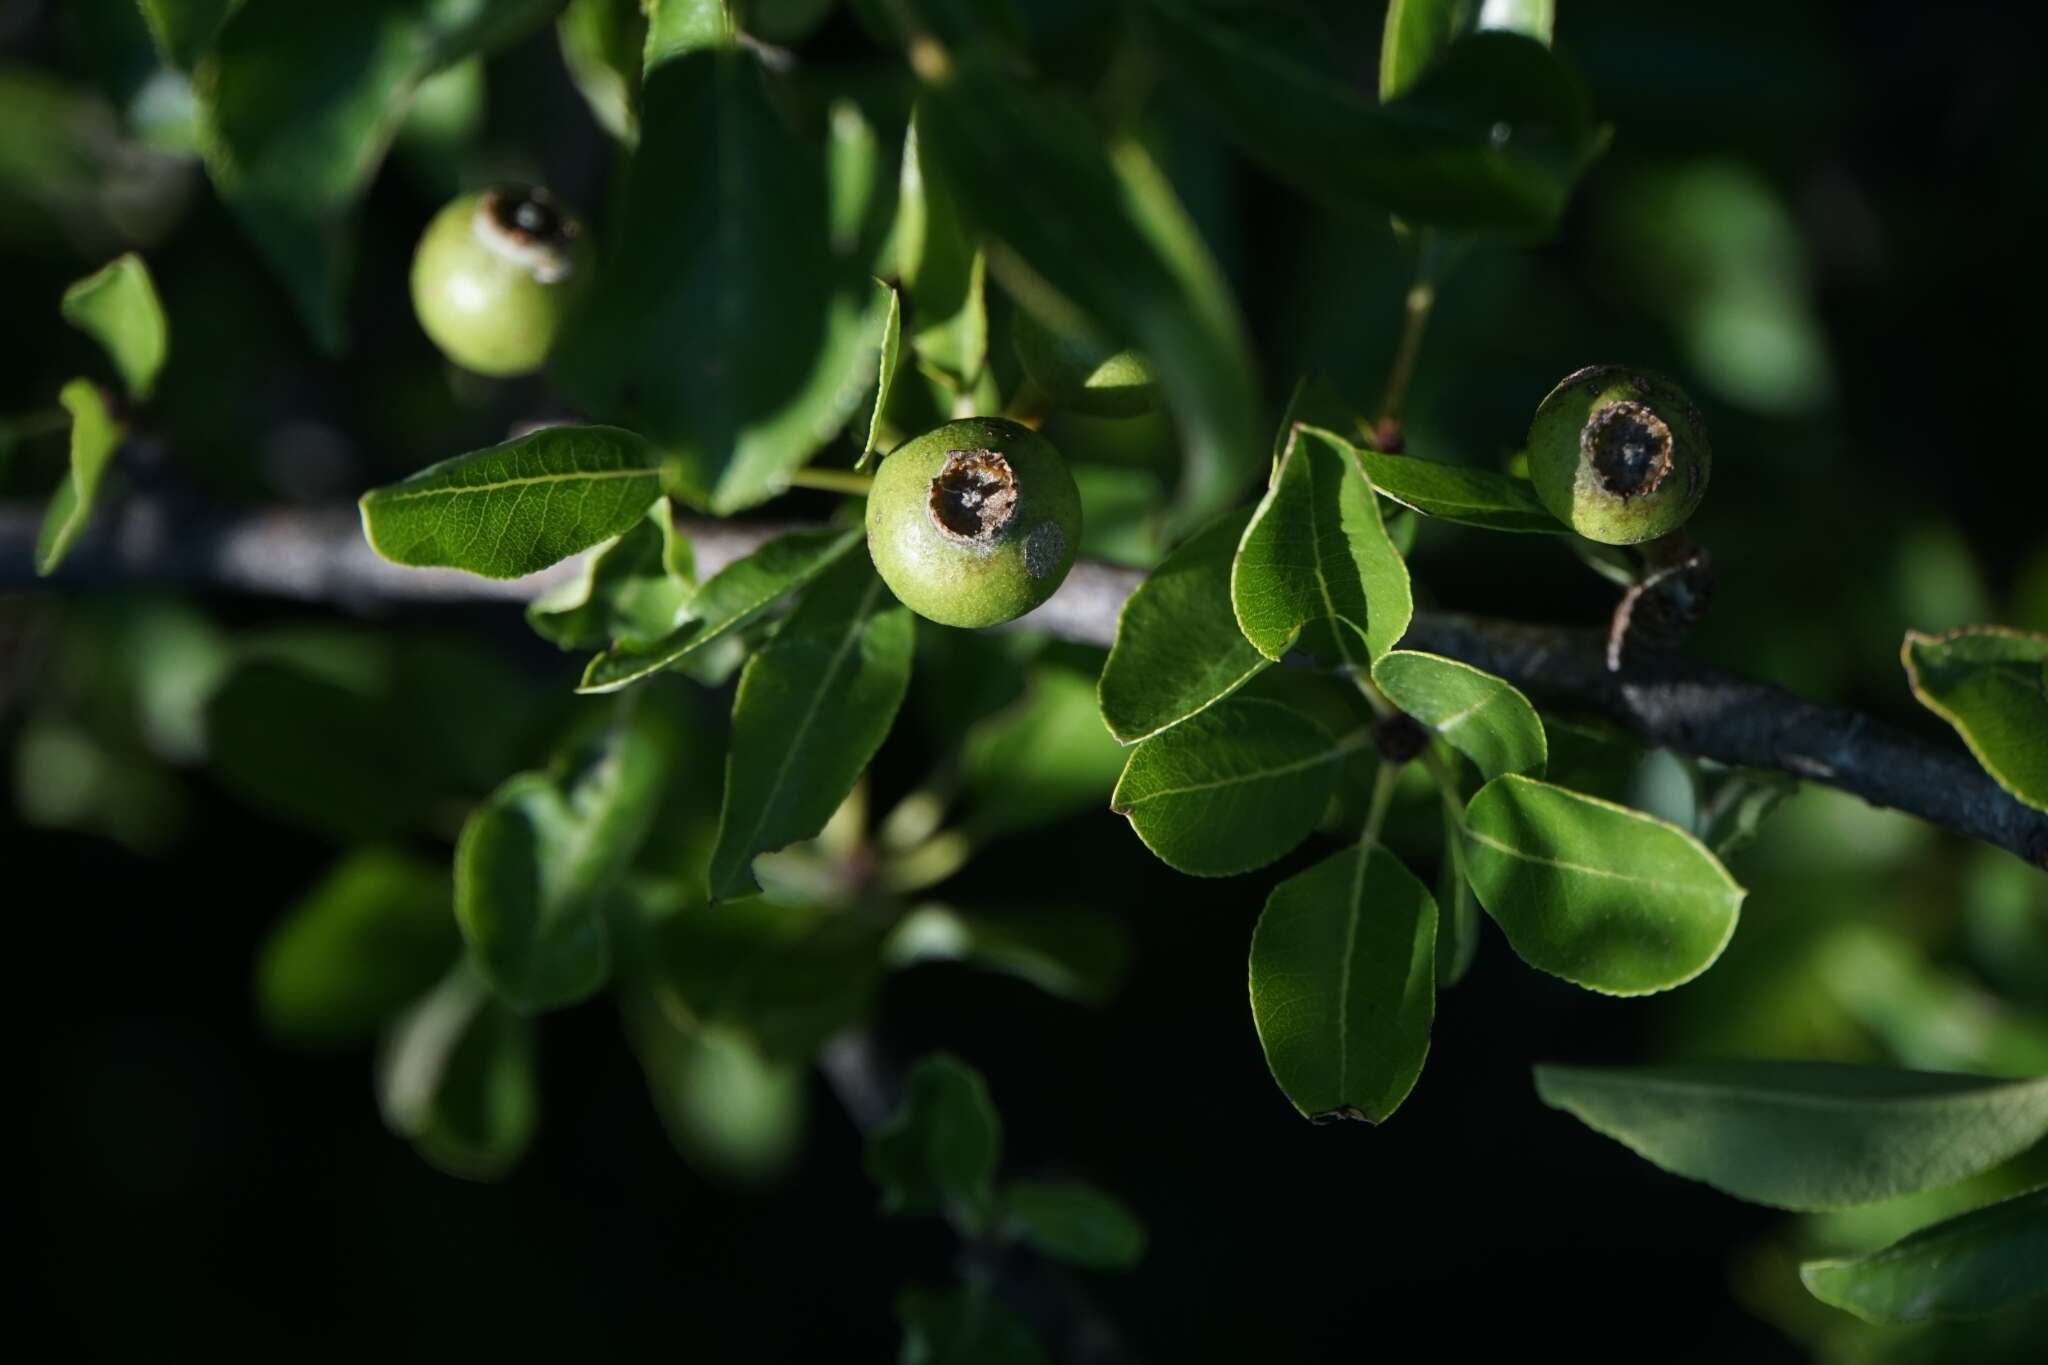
[[1003, 1180, 1148, 1270], [558, 0, 646, 143], [1800, 1186, 2048, 1323], [1381, 0, 1555, 101], [35, 379, 122, 577], [195, 0, 559, 350], [916, 58, 1260, 530], [867, 1053, 1002, 1225], [886, 905, 1130, 1005], [1903, 628, 2048, 814], [61, 253, 168, 400], [649, 896, 885, 1059], [1356, 447, 1564, 533], [708, 555, 914, 899], [377, 964, 537, 1181], [1099, 507, 1270, 744], [1372, 650, 1547, 781], [1436, 795, 1481, 986], [1249, 842, 1436, 1123], [896, 103, 989, 387], [1535, 1062, 2048, 1211], [1463, 774, 1743, 995], [896, 1283, 1046, 1365], [1233, 425, 1412, 667], [526, 500, 693, 652], [854, 280, 903, 468], [138, 0, 238, 69], [577, 526, 862, 694], [359, 425, 663, 579], [455, 710, 671, 1013], [256, 849, 460, 1046], [645, 0, 736, 63], [959, 662, 1126, 843], [553, 46, 889, 512], [1111, 696, 1357, 877], [621, 998, 807, 1183], [1152, 6, 1603, 236]]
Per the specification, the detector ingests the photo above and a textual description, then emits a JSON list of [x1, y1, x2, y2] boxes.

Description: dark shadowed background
[[8, 1, 2047, 1360]]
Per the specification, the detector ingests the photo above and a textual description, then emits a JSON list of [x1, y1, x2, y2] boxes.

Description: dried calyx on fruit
[[866, 417, 1083, 629], [1528, 365, 1711, 546], [410, 184, 594, 378]]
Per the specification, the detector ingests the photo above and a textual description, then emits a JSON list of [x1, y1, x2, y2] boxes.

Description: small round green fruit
[[1011, 309, 1159, 418], [1528, 365, 1711, 545], [410, 185, 593, 377], [866, 417, 1083, 628]]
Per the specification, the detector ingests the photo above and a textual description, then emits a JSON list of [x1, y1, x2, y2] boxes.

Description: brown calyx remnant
[[1581, 400, 1672, 499], [1373, 712, 1430, 765], [927, 448, 1018, 544], [485, 186, 573, 248]]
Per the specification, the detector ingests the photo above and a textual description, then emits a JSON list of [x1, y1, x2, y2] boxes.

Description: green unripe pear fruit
[[1011, 308, 1159, 418], [866, 417, 1083, 628], [1528, 365, 1711, 545], [410, 185, 593, 378]]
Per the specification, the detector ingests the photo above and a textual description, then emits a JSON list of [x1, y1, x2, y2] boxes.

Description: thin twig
[[7, 499, 2044, 868]]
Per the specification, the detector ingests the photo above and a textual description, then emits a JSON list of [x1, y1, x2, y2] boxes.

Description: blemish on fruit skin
[[1024, 522, 1065, 580]]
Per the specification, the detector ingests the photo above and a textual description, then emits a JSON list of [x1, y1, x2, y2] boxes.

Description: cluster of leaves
[[868, 1055, 1145, 1362], [24, 0, 2046, 1352]]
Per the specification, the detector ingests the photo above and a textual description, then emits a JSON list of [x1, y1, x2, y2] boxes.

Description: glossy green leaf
[[959, 663, 1126, 843], [195, 0, 559, 350], [359, 425, 662, 579], [650, 896, 885, 1059], [896, 1283, 1045, 1365], [61, 254, 168, 400], [138, 0, 237, 69], [916, 58, 1259, 529], [1356, 446, 1563, 533], [867, 1053, 1002, 1225], [1903, 628, 2048, 813], [1250, 842, 1436, 1123], [1381, 0, 1555, 101], [1801, 1186, 2048, 1323], [256, 849, 460, 1046], [1151, 5, 1603, 236], [708, 555, 914, 899], [35, 379, 122, 576], [456, 710, 670, 1013], [1003, 1180, 1148, 1270], [1099, 507, 1270, 744], [1111, 696, 1358, 877], [1535, 1062, 2048, 1211], [526, 501, 693, 652], [1464, 774, 1743, 995], [645, 0, 736, 63], [377, 965, 537, 1181], [553, 45, 888, 512], [896, 104, 988, 386], [577, 526, 862, 693], [1233, 425, 1412, 667], [1373, 650, 1547, 781], [558, 0, 646, 143], [854, 280, 903, 467], [885, 905, 1130, 1005]]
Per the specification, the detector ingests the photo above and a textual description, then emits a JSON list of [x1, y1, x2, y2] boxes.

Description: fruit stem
[[1372, 232, 1442, 451], [788, 467, 876, 496]]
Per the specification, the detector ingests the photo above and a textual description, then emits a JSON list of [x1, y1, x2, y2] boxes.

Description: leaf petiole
[[787, 466, 876, 496]]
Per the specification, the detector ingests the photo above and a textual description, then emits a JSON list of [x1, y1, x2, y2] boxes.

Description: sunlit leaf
[[359, 425, 663, 579], [35, 380, 123, 576], [1800, 1186, 2048, 1323], [1250, 842, 1436, 1122], [1535, 1062, 2048, 1210], [1464, 774, 1743, 995], [1903, 627, 2048, 814], [377, 964, 537, 1181], [61, 253, 168, 399], [1373, 649, 1546, 781]]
